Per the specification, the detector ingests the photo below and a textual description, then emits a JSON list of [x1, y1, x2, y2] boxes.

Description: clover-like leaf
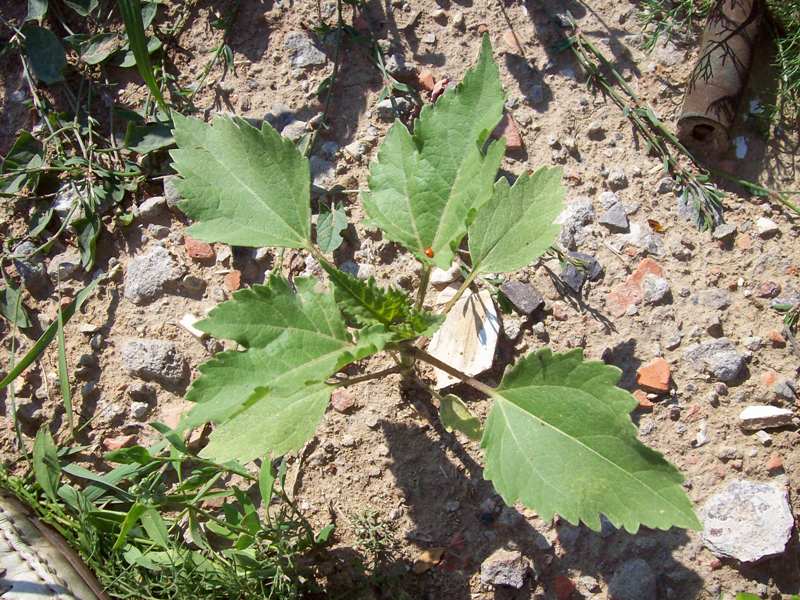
[[321, 260, 442, 340], [170, 114, 311, 249], [468, 167, 565, 274], [363, 35, 505, 268], [316, 202, 348, 253], [481, 348, 700, 533]]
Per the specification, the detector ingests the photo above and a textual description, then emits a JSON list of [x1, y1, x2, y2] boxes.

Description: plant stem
[[441, 268, 479, 314], [305, 0, 345, 158], [330, 365, 403, 387], [411, 348, 496, 397], [415, 263, 431, 311]]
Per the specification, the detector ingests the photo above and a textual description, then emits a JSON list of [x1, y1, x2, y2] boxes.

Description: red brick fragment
[[491, 113, 524, 151], [185, 236, 215, 260], [330, 388, 356, 413], [224, 270, 242, 292], [417, 69, 435, 92], [636, 357, 671, 393], [633, 389, 654, 409], [766, 453, 784, 472], [553, 575, 576, 600]]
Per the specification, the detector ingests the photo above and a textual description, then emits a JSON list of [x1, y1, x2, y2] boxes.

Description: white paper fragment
[[427, 289, 500, 388]]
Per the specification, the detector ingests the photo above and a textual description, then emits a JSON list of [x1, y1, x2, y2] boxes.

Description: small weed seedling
[[170, 37, 700, 534]]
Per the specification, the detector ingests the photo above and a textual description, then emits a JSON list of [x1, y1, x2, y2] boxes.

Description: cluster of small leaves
[[171, 36, 700, 533]]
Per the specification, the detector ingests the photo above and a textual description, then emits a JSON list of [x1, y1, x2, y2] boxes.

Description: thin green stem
[[441, 268, 479, 314], [411, 347, 496, 397], [415, 263, 431, 311], [329, 365, 403, 387]]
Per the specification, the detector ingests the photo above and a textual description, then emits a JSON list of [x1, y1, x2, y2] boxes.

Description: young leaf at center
[[363, 35, 506, 267], [468, 167, 565, 274]]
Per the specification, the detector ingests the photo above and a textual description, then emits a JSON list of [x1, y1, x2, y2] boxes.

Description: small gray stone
[[657, 177, 675, 194], [606, 168, 628, 190], [135, 195, 166, 219], [310, 156, 335, 190], [121, 339, 186, 386], [499, 281, 544, 315], [712, 223, 737, 241], [130, 401, 151, 420], [319, 140, 339, 160], [642, 274, 671, 305], [163, 176, 181, 209], [608, 559, 656, 600], [557, 198, 595, 249], [421, 33, 436, 44], [694, 288, 732, 311], [683, 338, 745, 382], [599, 203, 629, 232], [281, 120, 308, 141], [12, 241, 50, 296], [755, 217, 779, 237], [284, 32, 327, 68], [561, 251, 602, 293], [128, 381, 156, 403], [375, 97, 412, 122], [479, 548, 531, 589], [344, 140, 367, 160], [701, 480, 794, 562], [264, 103, 295, 131], [47, 249, 82, 281], [598, 190, 620, 208], [147, 224, 170, 239], [384, 53, 414, 77], [124, 246, 181, 305]]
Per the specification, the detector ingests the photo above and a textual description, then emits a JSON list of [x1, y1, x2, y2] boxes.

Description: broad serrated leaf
[[198, 275, 346, 349], [468, 167, 565, 274], [321, 260, 442, 340], [183, 276, 390, 430], [201, 383, 332, 464], [317, 202, 348, 253], [362, 35, 505, 268], [439, 394, 482, 441], [170, 114, 311, 249], [481, 348, 700, 533], [23, 24, 66, 85]]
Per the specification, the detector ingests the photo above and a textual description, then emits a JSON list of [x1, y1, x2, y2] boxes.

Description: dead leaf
[[647, 219, 667, 233], [412, 547, 445, 574]]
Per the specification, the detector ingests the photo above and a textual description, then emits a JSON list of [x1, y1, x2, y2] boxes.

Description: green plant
[[169, 36, 699, 533], [637, 0, 712, 52], [6, 429, 331, 599], [349, 509, 397, 567]]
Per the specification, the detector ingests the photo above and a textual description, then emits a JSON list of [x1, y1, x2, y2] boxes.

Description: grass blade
[[118, 0, 169, 114], [57, 306, 74, 436], [0, 272, 103, 390]]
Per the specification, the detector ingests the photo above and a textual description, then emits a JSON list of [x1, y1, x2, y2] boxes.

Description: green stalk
[[118, 0, 169, 115], [441, 268, 480, 314], [56, 305, 74, 437]]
